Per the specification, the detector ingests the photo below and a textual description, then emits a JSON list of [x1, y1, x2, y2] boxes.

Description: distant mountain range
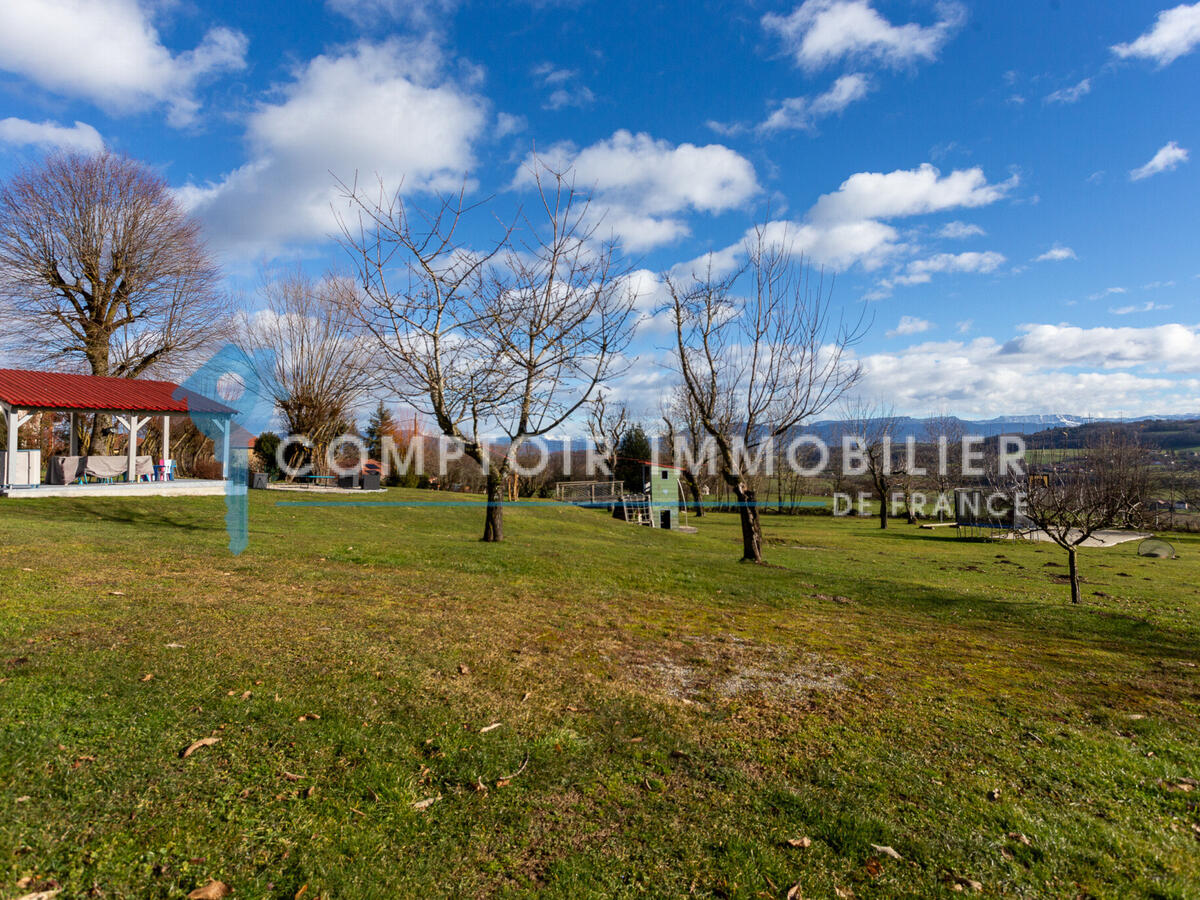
[[807, 413, 1200, 442]]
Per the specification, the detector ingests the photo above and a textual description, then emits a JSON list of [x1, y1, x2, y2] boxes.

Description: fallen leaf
[[457, 664, 470, 675], [1007, 831, 1031, 846], [871, 844, 902, 859], [165, 643, 184, 649], [834, 887, 855, 899], [16, 890, 60, 900], [108, 591, 125, 596], [141, 673, 154, 682], [412, 795, 440, 810], [298, 714, 321, 722], [786, 882, 804, 900], [187, 880, 230, 899], [520, 691, 531, 702], [71, 755, 96, 769], [181, 736, 220, 759], [864, 858, 883, 878], [294, 885, 308, 899], [21, 567, 33, 571], [479, 722, 502, 734], [240, 690, 251, 700], [282, 771, 303, 782], [15, 795, 31, 802], [786, 836, 812, 849], [987, 788, 1001, 801]]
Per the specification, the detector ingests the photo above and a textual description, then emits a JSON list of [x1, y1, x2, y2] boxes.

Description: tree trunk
[[482, 469, 504, 542], [736, 485, 763, 562], [878, 495, 889, 530], [1068, 545, 1080, 604], [683, 471, 704, 517]]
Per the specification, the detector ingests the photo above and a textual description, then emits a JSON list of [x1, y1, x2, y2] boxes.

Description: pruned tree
[[234, 270, 369, 477], [668, 224, 865, 562], [587, 390, 628, 480], [1004, 428, 1149, 603], [338, 163, 636, 542], [0, 150, 226, 381]]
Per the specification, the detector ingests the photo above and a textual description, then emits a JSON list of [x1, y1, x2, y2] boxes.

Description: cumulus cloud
[[1130, 141, 1190, 180], [763, 0, 964, 71], [938, 221, 985, 239], [1044, 78, 1091, 104], [854, 323, 1200, 416], [696, 162, 1014, 281], [0, 117, 103, 152], [887, 315, 933, 338], [326, 0, 458, 28], [512, 130, 759, 252], [0, 0, 246, 125], [1035, 244, 1077, 262], [177, 38, 487, 258], [1112, 3, 1200, 66], [759, 73, 872, 133]]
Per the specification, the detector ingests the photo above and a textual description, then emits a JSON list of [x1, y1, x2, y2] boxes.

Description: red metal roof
[[0, 368, 235, 415]]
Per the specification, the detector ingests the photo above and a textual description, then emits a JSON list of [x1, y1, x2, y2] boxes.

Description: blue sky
[[1, 0, 1198, 418]]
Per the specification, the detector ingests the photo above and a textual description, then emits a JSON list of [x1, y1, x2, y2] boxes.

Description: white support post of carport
[[162, 415, 170, 465], [117, 414, 150, 483], [220, 417, 231, 479], [3, 403, 32, 489]]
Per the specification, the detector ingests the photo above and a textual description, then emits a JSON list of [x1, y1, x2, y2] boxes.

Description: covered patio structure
[[0, 368, 236, 498]]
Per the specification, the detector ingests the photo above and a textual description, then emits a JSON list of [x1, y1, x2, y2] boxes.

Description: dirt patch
[[626, 634, 850, 704]]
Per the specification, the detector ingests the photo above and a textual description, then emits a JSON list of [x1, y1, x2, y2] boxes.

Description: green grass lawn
[[1, 490, 1198, 899]]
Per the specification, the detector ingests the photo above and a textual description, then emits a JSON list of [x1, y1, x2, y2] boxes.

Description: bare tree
[[923, 410, 964, 521], [841, 401, 904, 530], [587, 390, 628, 479], [668, 225, 865, 562], [1006, 428, 1149, 603], [338, 164, 636, 542], [0, 151, 226, 389], [234, 270, 369, 476]]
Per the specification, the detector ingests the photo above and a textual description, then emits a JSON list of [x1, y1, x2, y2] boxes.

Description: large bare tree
[[661, 383, 708, 518], [1006, 429, 1149, 604], [668, 225, 865, 562], [0, 151, 225, 387], [234, 270, 369, 476], [338, 165, 636, 541]]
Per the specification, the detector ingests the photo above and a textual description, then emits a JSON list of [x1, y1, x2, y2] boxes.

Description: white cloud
[[887, 315, 933, 338], [495, 112, 527, 138], [1130, 141, 1190, 180], [892, 250, 1006, 286], [759, 73, 872, 133], [809, 163, 1014, 224], [0, 0, 246, 126], [698, 162, 1015, 279], [938, 220, 985, 239], [513, 130, 759, 252], [1111, 301, 1173, 315], [178, 38, 487, 258], [955, 319, 973, 334], [763, 0, 964, 71], [532, 63, 595, 110], [1044, 78, 1091, 104], [854, 322, 1200, 416], [1088, 286, 1127, 301], [326, 0, 457, 28], [1112, 3, 1200, 66], [0, 117, 103, 152], [1035, 244, 1077, 262]]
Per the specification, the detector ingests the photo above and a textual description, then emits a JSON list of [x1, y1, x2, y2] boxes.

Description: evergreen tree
[[614, 424, 652, 492], [364, 401, 396, 462]]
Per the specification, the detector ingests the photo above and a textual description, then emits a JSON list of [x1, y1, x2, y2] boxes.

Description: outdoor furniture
[[153, 459, 175, 481], [300, 474, 336, 486], [47, 455, 154, 485]]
